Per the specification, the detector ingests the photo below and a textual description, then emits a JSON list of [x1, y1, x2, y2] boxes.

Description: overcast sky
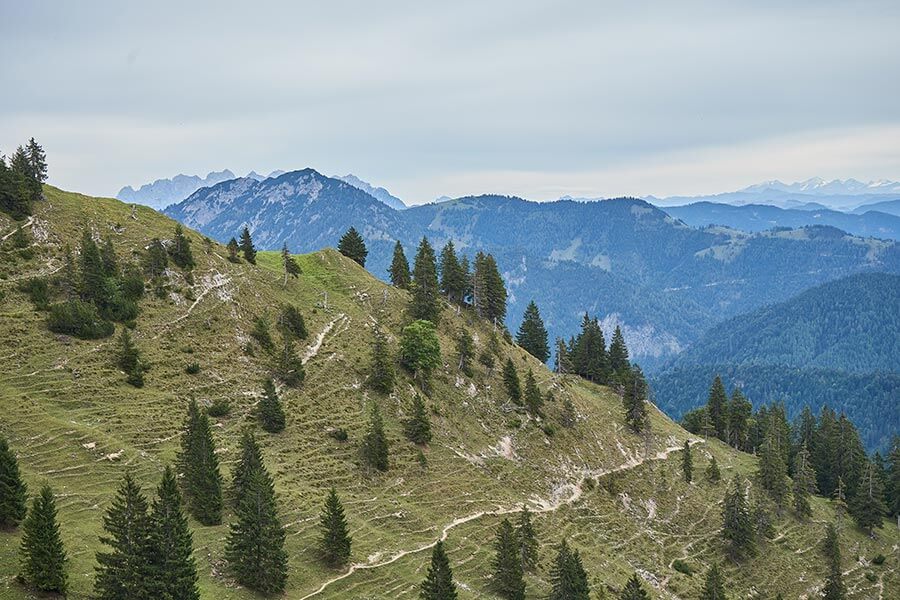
[[2, 1, 900, 204]]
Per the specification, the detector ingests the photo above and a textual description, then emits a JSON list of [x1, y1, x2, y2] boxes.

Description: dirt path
[[155, 271, 231, 337], [299, 439, 701, 599], [1, 215, 34, 241], [302, 314, 348, 364]]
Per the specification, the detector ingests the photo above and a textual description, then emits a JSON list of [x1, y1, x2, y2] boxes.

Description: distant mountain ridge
[[335, 174, 406, 210], [116, 169, 237, 210]]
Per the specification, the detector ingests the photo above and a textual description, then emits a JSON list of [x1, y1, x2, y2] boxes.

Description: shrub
[[207, 398, 231, 417], [328, 428, 348, 442], [47, 300, 114, 339], [672, 559, 694, 576], [19, 277, 50, 310], [541, 423, 556, 437], [185, 362, 201, 374], [277, 305, 308, 339], [872, 554, 886, 565], [250, 316, 273, 350]]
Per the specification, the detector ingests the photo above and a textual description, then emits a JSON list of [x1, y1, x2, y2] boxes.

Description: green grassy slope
[[0, 187, 897, 599]]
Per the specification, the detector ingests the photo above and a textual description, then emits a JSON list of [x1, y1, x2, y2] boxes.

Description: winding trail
[[155, 271, 231, 337], [298, 439, 701, 599], [302, 314, 347, 364], [1, 215, 34, 241]]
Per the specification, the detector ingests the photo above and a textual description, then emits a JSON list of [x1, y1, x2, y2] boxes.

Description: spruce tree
[[275, 334, 304, 387], [170, 224, 195, 269], [231, 430, 264, 508], [503, 358, 522, 404], [404, 395, 432, 445], [849, 460, 886, 533], [79, 229, 105, 304], [94, 473, 154, 600], [473, 252, 507, 324], [338, 226, 368, 266], [523, 369, 543, 416], [420, 540, 458, 600], [369, 326, 396, 394], [19, 485, 67, 594], [549, 540, 590, 600], [560, 396, 578, 428], [758, 428, 789, 509], [259, 378, 287, 433], [116, 328, 144, 387], [515, 301, 549, 363], [727, 388, 752, 451], [792, 444, 817, 519], [239, 226, 256, 264], [455, 327, 474, 377], [277, 304, 308, 339], [722, 475, 754, 559], [706, 455, 722, 483], [100, 236, 119, 277], [439, 240, 466, 303], [389, 240, 411, 289], [623, 367, 649, 434], [319, 487, 352, 567], [682, 440, 693, 483], [516, 507, 538, 570], [0, 436, 27, 528], [821, 523, 845, 600], [177, 400, 223, 525], [60, 244, 78, 299], [492, 518, 525, 600], [619, 573, 650, 600], [699, 563, 727, 600], [411, 237, 441, 323], [225, 467, 288, 594], [607, 325, 630, 376], [281, 243, 301, 286], [25, 138, 47, 186], [149, 466, 199, 600], [143, 238, 169, 278], [226, 237, 241, 263], [360, 402, 389, 472], [706, 376, 728, 442], [554, 338, 572, 374]]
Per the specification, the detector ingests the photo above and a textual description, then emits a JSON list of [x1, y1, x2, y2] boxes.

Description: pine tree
[[682, 440, 693, 483], [25, 138, 47, 185], [177, 400, 223, 525], [522, 369, 543, 416], [758, 428, 789, 509], [369, 326, 395, 394], [143, 238, 169, 278], [281, 243, 301, 286], [227, 237, 241, 263], [420, 541, 458, 600], [19, 485, 67, 594], [94, 472, 154, 600], [100, 236, 119, 277], [549, 540, 590, 600], [361, 402, 389, 472], [411, 237, 441, 323], [492, 518, 525, 600], [225, 467, 288, 594], [607, 325, 630, 375], [170, 224, 195, 269], [473, 252, 507, 324], [623, 367, 650, 434], [722, 475, 754, 559], [554, 338, 572, 374], [259, 378, 287, 433], [116, 328, 145, 387], [793, 444, 817, 519], [455, 327, 475, 377], [706, 455, 722, 483], [619, 573, 650, 600], [699, 563, 727, 600], [515, 301, 549, 363], [821, 523, 845, 600], [849, 460, 886, 533], [277, 304, 308, 339], [727, 389, 752, 451], [516, 507, 538, 570], [79, 229, 105, 304], [389, 240, 411, 288], [0, 153, 32, 219], [0, 436, 27, 528], [275, 334, 305, 387], [707, 376, 728, 442], [439, 240, 466, 303], [404, 395, 432, 445], [338, 226, 367, 266], [239, 226, 256, 264], [232, 430, 264, 508], [149, 466, 199, 600], [319, 487, 352, 567], [502, 358, 522, 404]]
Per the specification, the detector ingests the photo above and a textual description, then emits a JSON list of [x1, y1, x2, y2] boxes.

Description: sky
[[2, 1, 900, 205]]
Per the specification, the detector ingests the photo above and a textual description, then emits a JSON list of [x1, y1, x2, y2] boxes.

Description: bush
[[872, 554, 886, 565], [250, 316, 273, 350], [19, 277, 50, 310], [207, 398, 231, 417], [672, 559, 694, 576], [541, 423, 556, 437], [277, 304, 308, 339], [47, 300, 114, 339], [328, 428, 348, 442], [185, 362, 201, 374], [865, 572, 877, 582]]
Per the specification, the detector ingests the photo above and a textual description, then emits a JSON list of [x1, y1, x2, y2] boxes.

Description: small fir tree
[[226, 237, 241, 263], [19, 485, 67, 595], [515, 301, 549, 363], [404, 395, 433, 445], [79, 229, 105, 304], [170, 224, 195, 269], [389, 240, 411, 288], [439, 240, 467, 303], [25, 138, 48, 186], [699, 563, 727, 600], [706, 375, 729, 442], [250, 315, 273, 350], [682, 440, 693, 483], [607, 325, 630, 376], [143, 237, 169, 278], [706, 455, 722, 483], [369, 326, 395, 394], [758, 428, 789, 509], [116, 328, 145, 387], [259, 378, 287, 433], [319, 487, 352, 567], [420, 541, 458, 600], [100, 236, 118, 276], [722, 475, 754, 559], [549, 540, 590, 600], [560, 396, 578, 428], [277, 304, 308, 339], [239, 226, 256, 264], [502, 358, 522, 404], [522, 369, 543, 416], [360, 402, 389, 472], [492, 518, 525, 600], [275, 335, 305, 387], [410, 237, 441, 323], [792, 444, 817, 519], [338, 226, 368, 266], [149, 466, 199, 600], [177, 400, 223, 525], [516, 507, 539, 570], [619, 573, 650, 600], [850, 460, 886, 533], [0, 436, 27, 528], [455, 327, 474, 377], [822, 523, 845, 600], [623, 368, 649, 434], [231, 430, 264, 507], [281, 243, 301, 286]]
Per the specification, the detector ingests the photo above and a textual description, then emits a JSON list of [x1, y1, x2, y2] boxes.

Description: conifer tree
[[177, 400, 223, 525], [143, 238, 169, 278], [319, 487, 352, 567], [682, 440, 693, 483], [60, 244, 78, 299], [570, 314, 608, 382], [230, 430, 263, 504], [277, 304, 308, 339], [502, 358, 522, 404], [821, 523, 845, 600], [515, 301, 549, 363], [888, 436, 900, 518], [79, 229, 105, 304], [758, 428, 789, 509], [619, 573, 650, 600], [170, 224, 195, 269], [411, 237, 441, 323], [849, 460, 886, 533], [94, 472, 154, 600], [361, 402, 389, 472], [239, 226, 256, 264], [722, 476, 754, 559], [225, 467, 288, 594], [420, 540, 458, 600], [522, 369, 543, 416], [439, 240, 467, 303], [548, 540, 590, 600], [554, 338, 572, 374], [404, 395, 432, 445], [149, 466, 199, 600], [707, 376, 728, 442], [0, 436, 27, 528], [727, 389, 752, 451], [116, 328, 144, 387], [473, 252, 507, 324], [607, 325, 630, 376], [389, 240, 411, 288], [369, 326, 395, 394], [706, 455, 722, 483], [492, 518, 525, 600], [100, 236, 119, 277], [455, 327, 475, 377], [338, 226, 367, 266], [275, 335, 305, 387], [281, 243, 301, 286], [399, 320, 442, 386], [623, 367, 650, 434], [560, 396, 577, 428], [25, 138, 47, 187], [19, 485, 67, 595], [792, 444, 817, 519], [516, 507, 538, 570], [227, 237, 241, 263], [259, 378, 287, 433], [699, 563, 727, 600]]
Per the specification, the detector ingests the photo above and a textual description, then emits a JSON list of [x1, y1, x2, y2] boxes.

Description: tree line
[[0, 138, 46, 220]]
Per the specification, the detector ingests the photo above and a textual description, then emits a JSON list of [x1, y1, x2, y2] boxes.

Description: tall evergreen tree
[[337, 226, 368, 266], [281, 243, 301, 286], [420, 541, 458, 600], [389, 240, 411, 289], [369, 326, 395, 394], [149, 466, 199, 600], [275, 334, 304, 387], [607, 325, 630, 375], [100, 236, 119, 277], [319, 487, 352, 567], [177, 400, 223, 525], [502, 358, 522, 404], [758, 428, 790, 509], [360, 402, 389, 472], [226, 237, 241, 263], [516, 507, 539, 570], [522, 369, 543, 416], [699, 563, 727, 600], [225, 467, 288, 594], [0, 436, 27, 528], [623, 368, 649, 434], [94, 473, 154, 600], [548, 540, 590, 600], [439, 240, 467, 303], [259, 378, 287, 433], [682, 440, 693, 483], [706, 376, 728, 442], [727, 388, 752, 451], [492, 518, 525, 600], [515, 301, 549, 363], [821, 523, 845, 600], [239, 226, 256, 264], [455, 327, 475, 377], [472, 252, 507, 324], [19, 485, 67, 595], [722, 476, 754, 559], [79, 229, 105, 304], [25, 138, 48, 186], [143, 238, 169, 278], [231, 430, 264, 508], [170, 224, 195, 269], [411, 237, 441, 323], [116, 328, 145, 387], [404, 394, 433, 445], [554, 338, 572, 374], [706, 455, 722, 483], [569, 314, 608, 383], [619, 573, 650, 600], [793, 444, 817, 519], [849, 460, 886, 533]]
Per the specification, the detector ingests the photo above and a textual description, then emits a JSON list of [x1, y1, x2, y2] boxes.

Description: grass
[[0, 187, 897, 599]]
